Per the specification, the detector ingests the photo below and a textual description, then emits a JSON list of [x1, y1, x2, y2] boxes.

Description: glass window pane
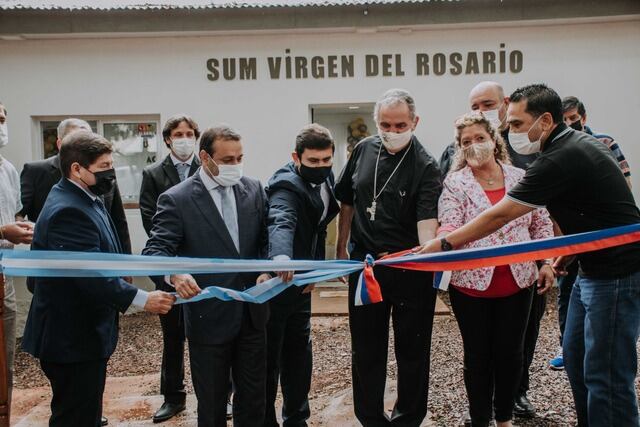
[[103, 122, 159, 205], [40, 120, 98, 158]]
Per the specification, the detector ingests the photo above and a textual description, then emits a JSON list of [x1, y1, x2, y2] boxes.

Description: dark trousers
[[189, 308, 267, 427], [264, 291, 312, 427], [518, 287, 546, 395], [348, 264, 437, 427], [40, 358, 108, 427], [449, 286, 533, 426], [159, 303, 187, 404], [557, 262, 579, 346]]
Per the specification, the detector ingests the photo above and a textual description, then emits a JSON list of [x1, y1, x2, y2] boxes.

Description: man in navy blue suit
[[264, 124, 339, 427], [22, 131, 175, 427]]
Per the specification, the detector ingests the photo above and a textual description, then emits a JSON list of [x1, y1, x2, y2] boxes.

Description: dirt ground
[[13, 288, 640, 426]]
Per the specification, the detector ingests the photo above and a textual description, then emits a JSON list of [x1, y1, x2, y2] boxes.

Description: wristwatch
[[440, 237, 453, 252]]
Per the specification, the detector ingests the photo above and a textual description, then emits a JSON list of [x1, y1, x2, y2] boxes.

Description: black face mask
[[86, 168, 116, 196], [569, 119, 583, 132], [298, 163, 331, 185]]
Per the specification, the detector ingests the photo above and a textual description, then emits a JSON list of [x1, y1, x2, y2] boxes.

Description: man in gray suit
[[143, 125, 271, 427]]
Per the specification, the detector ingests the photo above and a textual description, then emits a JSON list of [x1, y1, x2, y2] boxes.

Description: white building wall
[[1, 18, 639, 253]]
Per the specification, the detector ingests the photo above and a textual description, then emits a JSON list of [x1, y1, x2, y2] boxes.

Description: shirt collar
[[170, 152, 194, 166], [198, 166, 221, 192], [66, 178, 97, 201], [542, 123, 570, 152]]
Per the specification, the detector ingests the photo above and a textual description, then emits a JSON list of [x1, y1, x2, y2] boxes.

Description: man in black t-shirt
[[417, 84, 640, 427], [335, 89, 442, 426]]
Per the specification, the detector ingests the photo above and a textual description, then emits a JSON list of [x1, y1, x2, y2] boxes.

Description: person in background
[[549, 96, 634, 370], [0, 100, 34, 415], [439, 112, 554, 427], [139, 114, 201, 423], [264, 124, 339, 427]]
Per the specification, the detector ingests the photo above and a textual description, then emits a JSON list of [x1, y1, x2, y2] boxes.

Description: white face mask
[[463, 140, 495, 168], [379, 129, 413, 153], [208, 157, 243, 187], [0, 123, 8, 148], [171, 137, 196, 160], [508, 115, 544, 155], [482, 106, 503, 129]]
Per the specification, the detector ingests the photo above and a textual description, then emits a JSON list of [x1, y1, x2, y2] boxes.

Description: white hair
[[373, 88, 417, 123], [57, 118, 91, 140]]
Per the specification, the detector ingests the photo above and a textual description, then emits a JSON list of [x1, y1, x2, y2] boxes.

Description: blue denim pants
[[563, 271, 640, 427]]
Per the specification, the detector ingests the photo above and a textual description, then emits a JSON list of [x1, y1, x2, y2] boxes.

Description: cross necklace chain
[[367, 140, 413, 221]]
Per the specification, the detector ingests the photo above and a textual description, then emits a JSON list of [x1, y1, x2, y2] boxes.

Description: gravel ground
[[14, 288, 640, 426]]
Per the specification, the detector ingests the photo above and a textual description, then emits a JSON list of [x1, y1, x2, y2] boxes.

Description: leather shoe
[[101, 416, 108, 426], [153, 402, 186, 423], [227, 399, 233, 420], [514, 393, 536, 418]]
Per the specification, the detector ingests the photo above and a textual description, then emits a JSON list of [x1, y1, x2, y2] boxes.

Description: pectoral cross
[[366, 200, 377, 221]]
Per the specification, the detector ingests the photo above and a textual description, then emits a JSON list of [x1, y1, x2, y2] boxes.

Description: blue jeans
[[563, 271, 640, 427]]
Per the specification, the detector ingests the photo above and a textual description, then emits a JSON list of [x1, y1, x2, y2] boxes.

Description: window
[[37, 116, 161, 206]]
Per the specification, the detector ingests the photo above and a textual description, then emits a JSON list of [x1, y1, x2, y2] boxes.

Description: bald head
[[469, 81, 508, 130]]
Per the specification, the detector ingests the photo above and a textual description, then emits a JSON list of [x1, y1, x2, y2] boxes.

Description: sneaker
[[549, 348, 564, 370]]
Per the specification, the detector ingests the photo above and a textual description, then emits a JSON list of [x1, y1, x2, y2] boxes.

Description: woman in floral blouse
[[438, 113, 555, 427]]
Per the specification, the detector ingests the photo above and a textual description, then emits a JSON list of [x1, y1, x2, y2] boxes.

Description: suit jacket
[[142, 172, 270, 345], [139, 154, 200, 237], [19, 154, 132, 253], [266, 162, 339, 261], [22, 178, 139, 363]]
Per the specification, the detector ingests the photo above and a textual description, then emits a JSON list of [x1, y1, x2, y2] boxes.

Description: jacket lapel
[[162, 155, 181, 187], [188, 157, 201, 177], [191, 174, 239, 257]]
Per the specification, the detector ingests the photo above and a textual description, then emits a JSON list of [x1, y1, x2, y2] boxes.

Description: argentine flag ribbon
[[1, 223, 640, 306]]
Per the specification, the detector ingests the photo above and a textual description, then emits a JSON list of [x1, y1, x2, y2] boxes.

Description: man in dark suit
[[19, 118, 131, 252], [143, 125, 271, 427], [264, 124, 339, 427], [139, 114, 201, 423], [22, 130, 174, 427]]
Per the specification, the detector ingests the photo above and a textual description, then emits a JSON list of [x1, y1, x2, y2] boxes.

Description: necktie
[[217, 186, 239, 252], [176, 163, 190, 182]]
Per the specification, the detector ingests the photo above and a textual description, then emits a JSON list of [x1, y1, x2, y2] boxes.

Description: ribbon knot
[[364, 254, 375, 267], [353, 254, 383, 306]]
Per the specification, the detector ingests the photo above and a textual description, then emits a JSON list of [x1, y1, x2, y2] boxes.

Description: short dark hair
[[562, 96, 586, 116], [295, 124, 335, 158], [60, 130, 113, 178], [162, 114, 201, 147], [509, 83, 563, 124], [199, 125, 241, 156]]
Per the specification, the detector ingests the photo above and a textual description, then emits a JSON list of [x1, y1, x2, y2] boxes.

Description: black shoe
[[226, 399, 233, 420], [153, 402, 186, 423], [101, 416, 108, 426], [463, 409, 472, 427], [514, 393, 536, 418]]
